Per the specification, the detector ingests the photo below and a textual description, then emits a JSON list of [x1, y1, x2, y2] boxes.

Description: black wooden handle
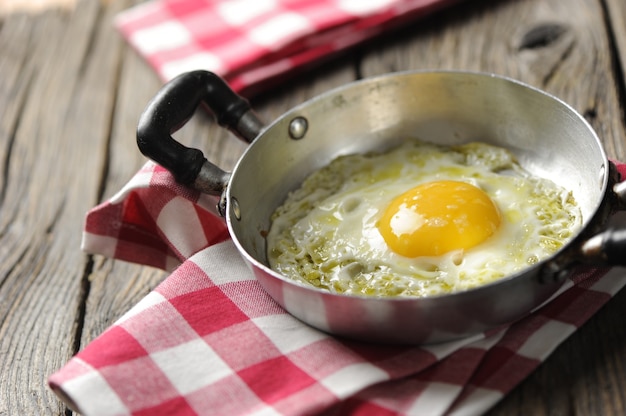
[[136, 70, 253, 186], [591, 228, 626, 265]]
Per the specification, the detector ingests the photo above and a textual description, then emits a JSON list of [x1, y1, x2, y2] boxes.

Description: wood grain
[[607, 0, 626, 92], [0, 3, 107, 414], [0, 0, 625, 414]]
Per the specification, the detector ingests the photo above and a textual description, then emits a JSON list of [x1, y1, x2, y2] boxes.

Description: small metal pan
[[137, 70, 626, 344]]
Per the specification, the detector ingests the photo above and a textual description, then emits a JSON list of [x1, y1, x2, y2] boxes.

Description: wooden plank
[[73, 5, 173, 348], [607, 0, 626, 91], [0, 0, 128, 413]]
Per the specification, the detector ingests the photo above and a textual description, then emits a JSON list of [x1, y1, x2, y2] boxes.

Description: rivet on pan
[[288, 116, 308, 140], [231, 197, 241, 220]]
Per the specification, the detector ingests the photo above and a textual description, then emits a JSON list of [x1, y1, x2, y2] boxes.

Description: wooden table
[[1, 0, 626, 414]]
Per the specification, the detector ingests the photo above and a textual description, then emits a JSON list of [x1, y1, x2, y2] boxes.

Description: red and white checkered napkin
[[49, 161, 626, 415], [114, 0, 460, 95]]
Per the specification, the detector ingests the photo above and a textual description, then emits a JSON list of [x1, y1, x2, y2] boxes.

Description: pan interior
[[227, 71, 607, 273]]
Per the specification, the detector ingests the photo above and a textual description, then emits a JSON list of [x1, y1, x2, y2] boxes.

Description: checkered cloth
[[49, 161, 626, 415], [114, 0, 461, 95]]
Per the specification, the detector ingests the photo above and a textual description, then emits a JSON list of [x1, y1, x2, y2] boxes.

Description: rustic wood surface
[[1, 0, 625, 414]]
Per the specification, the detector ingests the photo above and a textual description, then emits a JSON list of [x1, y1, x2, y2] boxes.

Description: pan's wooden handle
[[136, 70, 263, 192], [581, 228, 626, 266], [579, 166, 626, 266]]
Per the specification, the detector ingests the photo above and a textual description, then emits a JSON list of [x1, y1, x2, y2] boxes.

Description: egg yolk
[[377, 180, 501, 257]]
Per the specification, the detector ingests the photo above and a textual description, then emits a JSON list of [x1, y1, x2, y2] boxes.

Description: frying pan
[[137, 70, 626, 344]]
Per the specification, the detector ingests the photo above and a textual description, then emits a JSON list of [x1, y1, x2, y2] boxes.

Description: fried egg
[[266, 140, 582, 297]]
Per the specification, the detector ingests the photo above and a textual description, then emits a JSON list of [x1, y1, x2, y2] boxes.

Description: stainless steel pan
[[137, 70, 626, 344]]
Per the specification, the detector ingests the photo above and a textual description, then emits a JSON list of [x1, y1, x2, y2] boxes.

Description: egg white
[[267, 141, 582, 297]]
